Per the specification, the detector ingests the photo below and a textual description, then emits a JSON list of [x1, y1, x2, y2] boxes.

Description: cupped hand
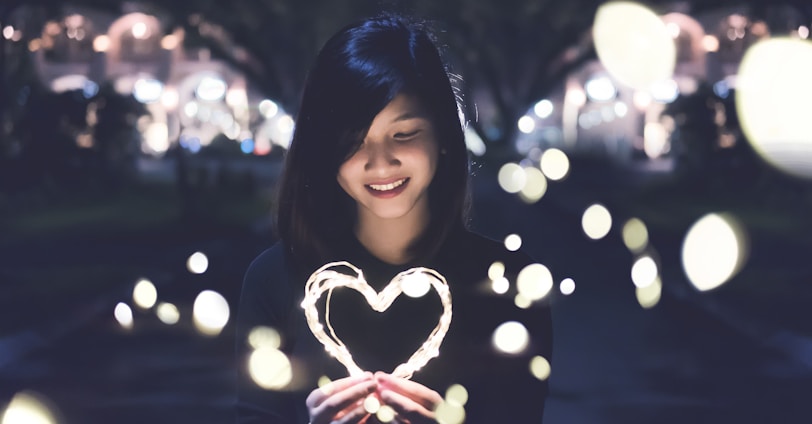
[[374, 372, 443, 424], [306, 372, 378, 424]]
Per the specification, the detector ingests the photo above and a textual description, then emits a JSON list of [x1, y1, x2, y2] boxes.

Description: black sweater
[[235, 230, 552, 423]]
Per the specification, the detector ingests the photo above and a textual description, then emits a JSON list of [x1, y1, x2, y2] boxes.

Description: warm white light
[[143, 122, 169, 155], [504, 234, 522, 252], [497, 163, 527, 194], [516, 263, 553, 301], [445, 384, 468, 407], [195, 76, 227, 101], [644, 122, 669, 159], [682, 213, 747, 291], [799, 26, 810, 39], [636, 277, 662, 308], [650, 79, 680, 103], [582, 204, 612, 240], [376, 405, 396, 423], [559, 278, 575, 295], [736, 38, 812, 178], [90, 34, 109, 52], [633, 91, 652, 110], [248, 347, 292, 389], [187, 251, 209, 274], [518, 116, 536, 134], [133, 78, 163, 104], [702, 35, 720, 52], [363, 395, 381, 414], [514, 294, 532, 309], [2, 26, 14, 40], [303, 263, 451, 379], [161, 87, 179, 110], [488, 262, 505, 280], [161, 34, 180, 50], [622, 218, 649, 252], [614, 101, 628, 118], [114, 302, 133, 329], [156, 302, 180, 325], [259, 99, 279, 118], [435, 401, 466, 424], [566, 87, 587, 107], [133, 278, 157, 309], [529, 356, 551, 380], [402, 273, 432, 298], [248, 326, 282, 350], [2, 391, 57, 424], [631, 256, 658, 288], [193, 290, 230, 336], [585, 76, 617, 102], [131, 22, 149, 39], [534, 99, 554, 119], [492, 321, 529, 354], [593, 2, 676, 90], [491, 277, 509, 295], [539, 148, 570, 181], [518, 167, 548, 204]]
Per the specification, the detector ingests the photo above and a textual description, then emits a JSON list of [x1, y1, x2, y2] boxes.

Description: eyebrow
[[392, 111, 429, 123]]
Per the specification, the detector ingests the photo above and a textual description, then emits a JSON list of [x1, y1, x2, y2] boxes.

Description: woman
[[236, 14, 552, 423]]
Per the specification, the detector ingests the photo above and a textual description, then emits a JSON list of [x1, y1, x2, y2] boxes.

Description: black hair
[[275, 13, 470, 272]]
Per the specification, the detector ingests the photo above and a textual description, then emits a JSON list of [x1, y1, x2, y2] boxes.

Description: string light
[[302, 261, 452, 379]]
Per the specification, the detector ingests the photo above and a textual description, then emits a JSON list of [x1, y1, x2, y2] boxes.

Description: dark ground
[[1, 154, 812, 423]]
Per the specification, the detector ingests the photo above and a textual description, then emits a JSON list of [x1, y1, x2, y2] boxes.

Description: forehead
[[371, 93, 429, 125]]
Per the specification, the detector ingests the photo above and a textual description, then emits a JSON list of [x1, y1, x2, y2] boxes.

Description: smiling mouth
[[367, 178, 408, 192]]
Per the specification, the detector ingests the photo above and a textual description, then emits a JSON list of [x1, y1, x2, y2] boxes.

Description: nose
[[364, 141, 400, 172]]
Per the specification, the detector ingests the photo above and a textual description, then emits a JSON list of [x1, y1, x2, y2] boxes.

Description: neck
[[355, 206, 430, 265]]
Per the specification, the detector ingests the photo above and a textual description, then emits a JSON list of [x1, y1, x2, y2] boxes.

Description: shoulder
[[242, 242, 291, 294]]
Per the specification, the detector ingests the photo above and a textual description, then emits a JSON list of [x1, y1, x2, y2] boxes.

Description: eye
[[393, 130, 421, 140]]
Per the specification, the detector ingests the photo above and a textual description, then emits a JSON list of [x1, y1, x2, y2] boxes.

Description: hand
[[307, 372, 378, 424], [374, 372, 443, 424]]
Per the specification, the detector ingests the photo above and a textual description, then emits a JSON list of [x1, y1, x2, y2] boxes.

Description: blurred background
[[1, 0, 811, 422]]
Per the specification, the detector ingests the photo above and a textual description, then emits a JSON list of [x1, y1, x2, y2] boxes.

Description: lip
[[365, 177, 409, 198]]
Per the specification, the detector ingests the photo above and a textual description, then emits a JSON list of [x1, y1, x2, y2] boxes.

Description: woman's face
[[337, 93, 439, 225]]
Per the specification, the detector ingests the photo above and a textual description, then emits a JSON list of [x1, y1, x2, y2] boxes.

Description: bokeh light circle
[[529, 355, 551, 381], [504, 234, 522, 251], [519, 167, 548, 203], [631, 256, 658, 288], [187, 251, 209, 274], [492, 321, 529, 354], [193, 290, 230, 336], [582, 204, 613, 240], [539, 148, 570, 181], [682, 213, 747, 291], [248, 347, 292, 390], [593, 2, 676, 90], [622, 218, 649, 252], [736, 38, 812, 179], [498, 163, 527, 193], [516, 263, 554, 301], [132, 278, 157, 309]]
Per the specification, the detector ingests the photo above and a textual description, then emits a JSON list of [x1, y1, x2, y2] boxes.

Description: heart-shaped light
[[301, 261, 452, 379]]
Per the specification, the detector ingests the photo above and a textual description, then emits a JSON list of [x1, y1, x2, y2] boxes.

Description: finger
[[333, 403, 370, 424], [311, 380, 377, 423], [375, 373, 442, 410], [307, 373, 373, 408], [379, 388, 435, 423]]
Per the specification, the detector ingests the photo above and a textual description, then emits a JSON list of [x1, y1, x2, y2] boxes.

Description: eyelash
[[394, 130, 420, 140]]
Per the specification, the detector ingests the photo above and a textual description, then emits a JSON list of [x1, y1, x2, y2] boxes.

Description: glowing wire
[[302, 261, 452, 379]]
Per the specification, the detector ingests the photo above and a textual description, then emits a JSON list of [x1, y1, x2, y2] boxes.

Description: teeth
[[369, 178, 406, 191]]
